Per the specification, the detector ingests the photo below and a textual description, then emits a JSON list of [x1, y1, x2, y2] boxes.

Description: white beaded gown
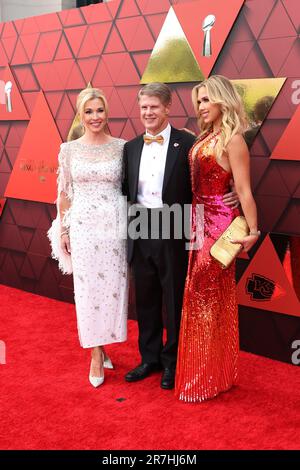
[[48, 138, 128, 348]]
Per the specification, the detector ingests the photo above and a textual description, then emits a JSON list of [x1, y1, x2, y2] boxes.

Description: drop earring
[[104, 120, 110, 135]]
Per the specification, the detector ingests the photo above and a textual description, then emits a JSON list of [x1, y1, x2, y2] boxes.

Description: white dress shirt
[[137, 123, 171, 208]]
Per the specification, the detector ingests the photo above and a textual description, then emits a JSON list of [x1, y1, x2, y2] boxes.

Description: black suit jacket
[[123, 127, 196, 263]]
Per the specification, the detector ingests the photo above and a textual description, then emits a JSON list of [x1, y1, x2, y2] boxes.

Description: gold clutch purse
[[210, 216, 249, 269]]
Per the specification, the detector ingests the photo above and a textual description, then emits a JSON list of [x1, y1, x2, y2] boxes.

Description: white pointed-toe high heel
[[89, 351, 104, 388], [103, 355, 114, 370], [89, 373, 104, 388]]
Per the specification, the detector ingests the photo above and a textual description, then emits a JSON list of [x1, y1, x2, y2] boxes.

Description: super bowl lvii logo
[[0, 80, 13, 112], [202, 14, 215, 57]]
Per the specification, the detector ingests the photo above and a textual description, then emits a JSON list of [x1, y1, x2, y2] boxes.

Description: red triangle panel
[[282, 0, 300, 32], [137, 0, 170, 15], [118, 0, 140, 18], [35, 12, 62, 32], [19, 33, 39, 62], [5, 91, 62, 203], [116, 17, 154, 51], [237, 235, 300, 317], [0, 197, 7, 218], [260, 0, 297, 39], [33, 31, 62, 63], [78, 23, 112, 58], [271, 106, 300, 161], [173, 0, 245, 78], [104, 26, 125, 53], [258, 37, 295, 76], [54, 34, 74, 60], [80, 3, 112, 23], [64, 26, 88, 57], [77, 57, 100, 85], [59, 9, 85, 27], [244, 0, 276, 39], [11, 39, 30, 65]]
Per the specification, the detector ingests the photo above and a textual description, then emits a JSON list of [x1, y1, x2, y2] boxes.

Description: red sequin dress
[[175, 131, 240, 402]]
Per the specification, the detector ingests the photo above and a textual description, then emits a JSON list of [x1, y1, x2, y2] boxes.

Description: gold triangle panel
[[232, 78, 286, 148], [140, 8, 204, 84]]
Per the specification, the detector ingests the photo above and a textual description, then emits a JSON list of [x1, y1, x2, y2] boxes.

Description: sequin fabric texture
[[175, 131, 240, 402], [51, 139, 128, 348]]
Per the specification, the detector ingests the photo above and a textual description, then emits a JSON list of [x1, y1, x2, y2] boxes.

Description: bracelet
[[60, 230, 69, 237], [249, 230, 261, 236]]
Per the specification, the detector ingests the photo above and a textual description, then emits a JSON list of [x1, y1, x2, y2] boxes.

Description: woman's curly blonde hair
[[192, 75, 248, 158]]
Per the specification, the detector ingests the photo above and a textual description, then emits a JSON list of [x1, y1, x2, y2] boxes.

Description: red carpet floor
[[0, 284, 300, 450]]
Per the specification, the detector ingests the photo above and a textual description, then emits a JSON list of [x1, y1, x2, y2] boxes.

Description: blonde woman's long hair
[[192, 75, 248, 159]]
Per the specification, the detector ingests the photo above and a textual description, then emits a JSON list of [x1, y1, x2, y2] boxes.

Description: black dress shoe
[[125, 363, 161, 382], [160, 367, 175, 390]]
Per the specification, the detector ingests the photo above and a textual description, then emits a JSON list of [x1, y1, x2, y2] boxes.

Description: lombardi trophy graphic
[[202, 15, 216, 57]]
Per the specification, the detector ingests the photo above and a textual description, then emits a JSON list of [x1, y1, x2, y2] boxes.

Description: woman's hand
[[231, 234, 259, 252], [60, 233, 71, 255]]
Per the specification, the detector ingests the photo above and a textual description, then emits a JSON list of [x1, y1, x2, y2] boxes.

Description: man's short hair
[[138, 82, 172, 106]]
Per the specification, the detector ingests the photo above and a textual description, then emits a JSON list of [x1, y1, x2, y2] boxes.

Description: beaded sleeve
[[47, 143, 73, 274]]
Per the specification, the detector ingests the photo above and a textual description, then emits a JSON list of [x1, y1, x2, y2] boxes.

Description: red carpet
[[0, 284, 299, 450]]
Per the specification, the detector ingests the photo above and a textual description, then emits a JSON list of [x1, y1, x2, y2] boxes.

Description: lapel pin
[[174, 143, 179, 147]]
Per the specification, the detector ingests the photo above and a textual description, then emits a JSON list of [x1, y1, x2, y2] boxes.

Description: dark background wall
[[76, 1, 102, 6]]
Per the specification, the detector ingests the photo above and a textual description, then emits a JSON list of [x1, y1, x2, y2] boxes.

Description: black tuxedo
[[123, 127, 195, 368]]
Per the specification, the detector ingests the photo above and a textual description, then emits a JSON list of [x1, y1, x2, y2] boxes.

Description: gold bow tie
[[143, 134, 164, 145]]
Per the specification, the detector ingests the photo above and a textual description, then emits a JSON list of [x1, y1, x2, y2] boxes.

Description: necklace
[[201, 128, 220, 143], [192, 129, 221, 156]]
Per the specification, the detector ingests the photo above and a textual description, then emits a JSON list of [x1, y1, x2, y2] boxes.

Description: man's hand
[[223, 179, 240, 208], [223, 190, 239, 208], [180, 127, 197, 137]]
